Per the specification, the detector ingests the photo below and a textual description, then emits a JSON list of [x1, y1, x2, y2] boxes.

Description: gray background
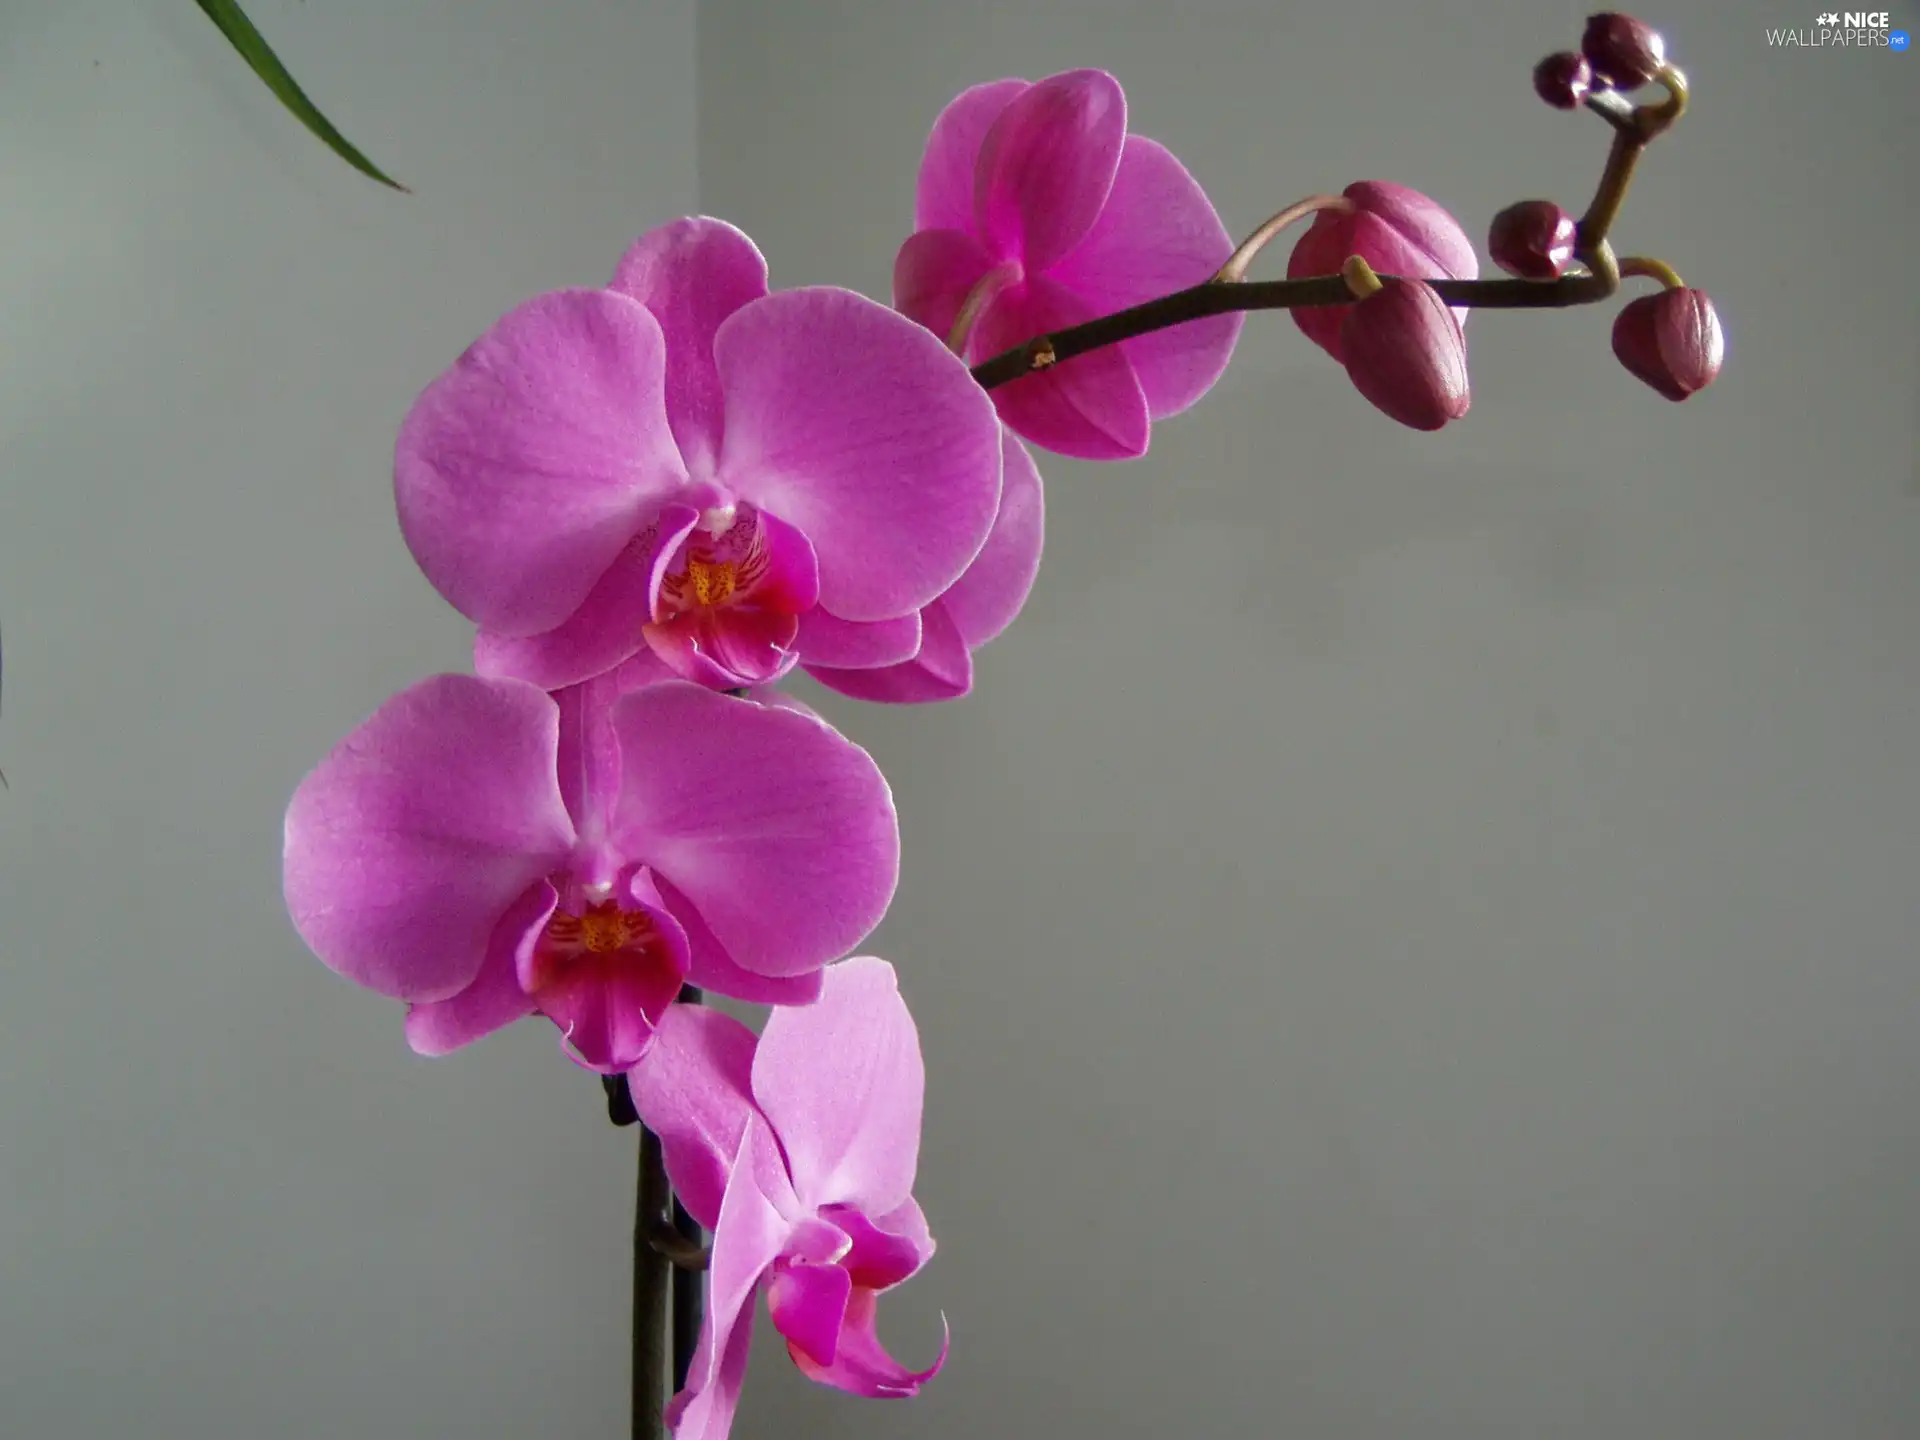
[[2, 1, 1915, 1437]]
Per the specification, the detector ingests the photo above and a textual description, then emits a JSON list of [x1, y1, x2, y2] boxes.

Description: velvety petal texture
[[283, 675, 576, 1002], [609, 683, 899, 978], [713, 288, 1002, 622], [284, 671, 901, 1068], [897, 70, 1237, 461], [972, 70, 1126, 271], [609, 218, 771, 470], [627, 958, 942, 1437], [394, 291, 689, 636], [630, 1004, 762, 1230], [751, 957, 925, 1214], [916, 79, 1033, 233], [1046, 137, 1243, 417], [405, 219, 1004, 698], [807, 429, 1043, 704]]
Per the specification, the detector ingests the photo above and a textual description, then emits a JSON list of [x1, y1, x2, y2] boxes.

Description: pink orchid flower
[[282, 653, 898, 1072], [894, 70, 1242, 462], [397, 218, 1004, 695], [805, 426, 1044, 703], [631, 958, 943, 1439]]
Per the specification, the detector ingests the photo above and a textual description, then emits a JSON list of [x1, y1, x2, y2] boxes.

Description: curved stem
[[946, 261, 1023, 354], [648, 1220, 712, 1270], [1213, 194, 1354, 283], [1640, 64, 1689, 137], [1618, 255, 1685, 289], [972, 51, 1686, 392]]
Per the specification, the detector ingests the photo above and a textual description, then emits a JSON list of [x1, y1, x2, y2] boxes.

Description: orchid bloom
[[894, 69, 1242, 461], [806, 426, 1044, 703], [631, 958, 943, 1439], [397, 218, 1004, 695], [282, 654, 898, 1072]]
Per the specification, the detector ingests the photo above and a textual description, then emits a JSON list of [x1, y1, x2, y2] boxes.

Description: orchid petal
[[536, 876, 690, 1074], [284, 675, 575, 1002], [610, 684, 898, 978], [825, 1198, 935, 1291], [789, 1288, 949, 1398], [473, 508, 699, 693], [394, 290, 688, 636], [1049, 136, 1241, 417], [653, 873, 829, 1008], [942, 430, 1044, 647], [768, 1263, 852, 1369], [971, 277, 1149, 460], [794, 609, 923, 670], [401, 881, 551, 1054], [915, 78, 1029, 235], [609, 218, 770, 471], [665, 1120, 793, 1440], [644, 607, 802, 691], [751, 957, 924, 1214], [804, 598, 972, 705], [713, 288, 1002, 622], [628, 1002, 762, 1230], [893, 227, 996, 345], [547, 649, 681, 851], [974, 69, 1126, 271]]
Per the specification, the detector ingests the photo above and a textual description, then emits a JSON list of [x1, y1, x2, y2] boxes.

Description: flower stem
[[967, 266, 1625, 390], [1212, 194, 1354, 284], [947, 261, 1024, 354], [969, 65, 1690, 394], [1618, 255, 1685, 289], [633, 1126, 673, 1440], [670, 985, 707, 1395]]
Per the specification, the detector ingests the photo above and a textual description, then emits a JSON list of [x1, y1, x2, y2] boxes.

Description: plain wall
[[698, 3, 1920, 1439], [3, 2, 1917, 1439], [0, 3, 696, 1436]]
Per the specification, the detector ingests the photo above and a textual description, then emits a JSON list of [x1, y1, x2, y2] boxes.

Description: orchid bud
[[1488, 200, 1579, 280], [1287, 182, 1478, 362], [1340, 277, 1471, 432], [1611, 288, 1724, 401], [1533, 51, 1596, 109], [1581, 13, 1667, 88]]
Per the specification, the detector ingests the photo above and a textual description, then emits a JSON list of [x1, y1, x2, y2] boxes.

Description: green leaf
[[195, 0, 409, 192]]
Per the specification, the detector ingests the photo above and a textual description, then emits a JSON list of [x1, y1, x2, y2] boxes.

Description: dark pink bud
[[1340, 278, 1471, 432], [1581, 13, 1666, 88], [1287, 182, 1478, 362], [1533, 51, 1595, 109], [1488, 200, 1579, 280], [1610, 288, 1723, 401]]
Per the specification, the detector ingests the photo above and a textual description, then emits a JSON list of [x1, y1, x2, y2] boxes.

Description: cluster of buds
[[1209, 13, 1721, 433], [1534, 12, 1668, 109]]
